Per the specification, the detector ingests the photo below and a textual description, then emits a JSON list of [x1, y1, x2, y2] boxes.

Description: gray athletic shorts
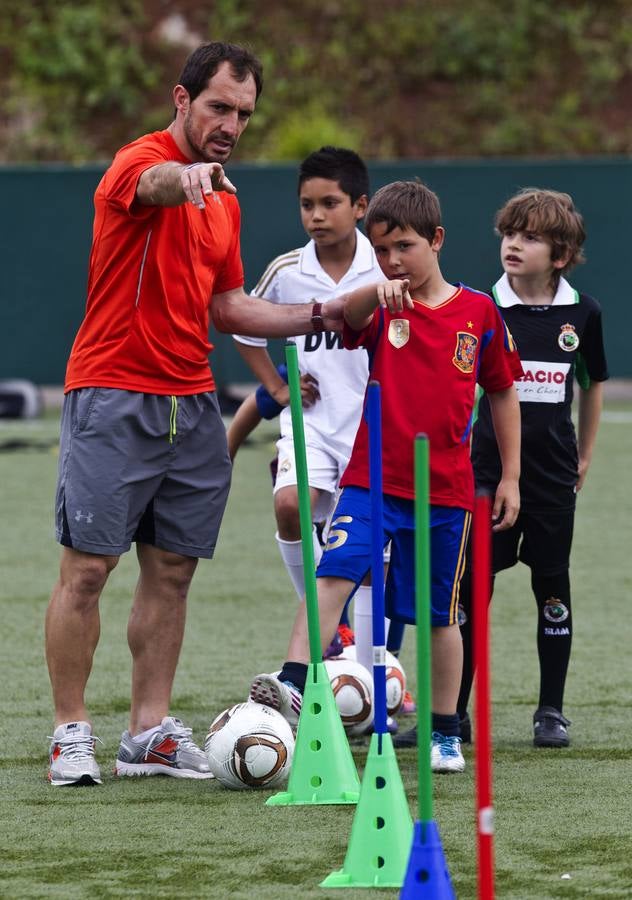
[[55, 388, 231, 559]]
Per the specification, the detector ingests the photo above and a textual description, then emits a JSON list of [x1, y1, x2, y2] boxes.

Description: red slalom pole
[[472, 492, 495, 900]]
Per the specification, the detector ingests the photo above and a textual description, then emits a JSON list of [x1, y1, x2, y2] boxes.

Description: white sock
[[276, 528, 323, 600], [354, 585, 392, 673], [353, 585, 375, 673]]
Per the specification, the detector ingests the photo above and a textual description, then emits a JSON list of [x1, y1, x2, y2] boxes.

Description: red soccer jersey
[[341, 284, 522, 510], [65, 130, 245, 395]]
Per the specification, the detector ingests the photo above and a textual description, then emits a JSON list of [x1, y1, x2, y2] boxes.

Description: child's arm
[[487, 386, 521, 531], [576, 380, 603, 491], [226, 393, 262, 461], [234, 341, 319, 408], [234, 341, 291, 404], [344, 279, 413, 331]]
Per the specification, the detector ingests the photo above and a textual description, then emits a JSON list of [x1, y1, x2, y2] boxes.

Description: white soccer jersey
[[235, 230, 383, 458]]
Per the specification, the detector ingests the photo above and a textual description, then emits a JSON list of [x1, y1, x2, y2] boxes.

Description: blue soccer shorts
[[316, 486, 471, 626]]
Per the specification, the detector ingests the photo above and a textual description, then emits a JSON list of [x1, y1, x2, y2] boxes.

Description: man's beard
[[183, 112, 232, 163]]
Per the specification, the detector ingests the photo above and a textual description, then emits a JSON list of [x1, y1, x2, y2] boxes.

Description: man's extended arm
[[136, 161, 236, 209], [213, 289, 343, 337]]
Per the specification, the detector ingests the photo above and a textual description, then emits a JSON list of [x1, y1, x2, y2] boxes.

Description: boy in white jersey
[[233, 147, 385, 650]]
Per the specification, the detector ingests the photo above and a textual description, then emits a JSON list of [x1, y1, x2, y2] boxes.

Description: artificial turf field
[[0, 402, 631, 899]]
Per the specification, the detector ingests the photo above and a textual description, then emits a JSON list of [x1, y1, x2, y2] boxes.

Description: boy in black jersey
[[459, 188, 609, 748]]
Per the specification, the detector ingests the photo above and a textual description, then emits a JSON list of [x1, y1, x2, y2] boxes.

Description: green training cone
[[266, 662, 360, 806], [320, 732, 413, 887]]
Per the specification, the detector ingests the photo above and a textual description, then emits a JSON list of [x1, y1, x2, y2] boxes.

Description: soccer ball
[[337, 644, 406, 717], [324, 656, 374, 735], [204, 701, 294, 790], [384, 650, 406, 717]]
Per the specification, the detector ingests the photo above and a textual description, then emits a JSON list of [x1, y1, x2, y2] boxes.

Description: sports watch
[[311, 301, 325, 332]]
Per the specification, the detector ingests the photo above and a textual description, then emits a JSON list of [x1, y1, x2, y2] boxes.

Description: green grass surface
[[1, 407, 631, 898]]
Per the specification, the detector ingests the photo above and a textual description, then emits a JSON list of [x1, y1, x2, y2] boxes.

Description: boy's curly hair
[[495, 188, 586, 277]]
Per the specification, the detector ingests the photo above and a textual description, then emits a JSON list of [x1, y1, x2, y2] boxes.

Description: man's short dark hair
[[178, 42, 263, 102], [365, 180, 441, 243], [298, 146, 370, 204]]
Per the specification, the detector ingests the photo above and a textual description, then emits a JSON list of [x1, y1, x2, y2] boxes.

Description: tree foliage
[[2, 0, 631, 162]]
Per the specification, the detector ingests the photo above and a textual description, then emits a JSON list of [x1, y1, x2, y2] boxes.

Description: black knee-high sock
[[532, 571, 572, 712], [386, 618, 406, 655], [457, 572, 494, 719]]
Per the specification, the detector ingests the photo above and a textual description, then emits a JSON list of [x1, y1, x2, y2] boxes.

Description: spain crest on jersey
[[388, 319, 410, 348], [452, 331, 478, 373]]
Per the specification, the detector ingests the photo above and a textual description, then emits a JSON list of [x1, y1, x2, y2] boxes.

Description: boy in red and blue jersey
[[250, 180, 523, 772]]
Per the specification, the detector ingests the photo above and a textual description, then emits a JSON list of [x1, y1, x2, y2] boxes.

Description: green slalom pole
[[266, 342, 359, 807], [285, 341, 322, 665], [400, 434, 455, 897], [414, 435, 433, 824]]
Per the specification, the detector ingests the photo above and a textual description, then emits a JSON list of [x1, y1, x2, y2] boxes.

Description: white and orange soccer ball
[[384, 650, 407, 717], [324, 656, 374, 735], [204, 701, 294, 790], [336, 644, 407, 717]]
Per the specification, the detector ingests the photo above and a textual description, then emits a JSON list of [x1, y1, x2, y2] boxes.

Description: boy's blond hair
[[495, 188, 586, 277], [365, 180, 441, 243]]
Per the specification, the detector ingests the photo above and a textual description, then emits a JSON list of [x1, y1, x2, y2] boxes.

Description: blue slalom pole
[[321, 379, 414, 887], [367, 381, 387, 744]]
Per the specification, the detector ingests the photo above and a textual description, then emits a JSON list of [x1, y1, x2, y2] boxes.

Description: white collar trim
[[494, 272, 577, 307], [301, 229, 375, 278]]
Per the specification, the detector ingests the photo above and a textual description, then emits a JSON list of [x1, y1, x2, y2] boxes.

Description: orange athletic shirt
[[65, 130, 245, 394]]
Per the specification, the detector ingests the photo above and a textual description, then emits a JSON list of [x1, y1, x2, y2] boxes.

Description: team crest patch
[[543, 597, 569, 623], [388, 319, 409, 348], [278, 457, 292, 475], [558, 323, 579, 352], [452, 332, 478, 373]]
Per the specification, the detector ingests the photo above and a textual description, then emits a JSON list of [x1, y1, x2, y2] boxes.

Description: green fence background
[[1, 158, 630, 386]]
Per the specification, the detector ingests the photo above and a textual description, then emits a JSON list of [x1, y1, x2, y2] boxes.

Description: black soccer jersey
[[472, 274, 609, 511]]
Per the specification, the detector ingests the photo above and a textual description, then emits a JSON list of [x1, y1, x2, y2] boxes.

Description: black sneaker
[[533, 706, 571, 748], [392, 724, 417, 748]]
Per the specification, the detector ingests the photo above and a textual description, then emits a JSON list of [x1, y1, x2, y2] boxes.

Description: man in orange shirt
[[46, 42, 342, 786]]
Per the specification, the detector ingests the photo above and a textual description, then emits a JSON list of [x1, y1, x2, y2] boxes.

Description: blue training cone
[[400, 820, 455, 899]]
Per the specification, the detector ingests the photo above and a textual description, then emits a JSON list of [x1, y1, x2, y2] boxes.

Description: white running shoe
[[48, 721, 102, 786], [431, 732, 465, 773], [115, 716, 213, 779], [250, 674, 302, 727]]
